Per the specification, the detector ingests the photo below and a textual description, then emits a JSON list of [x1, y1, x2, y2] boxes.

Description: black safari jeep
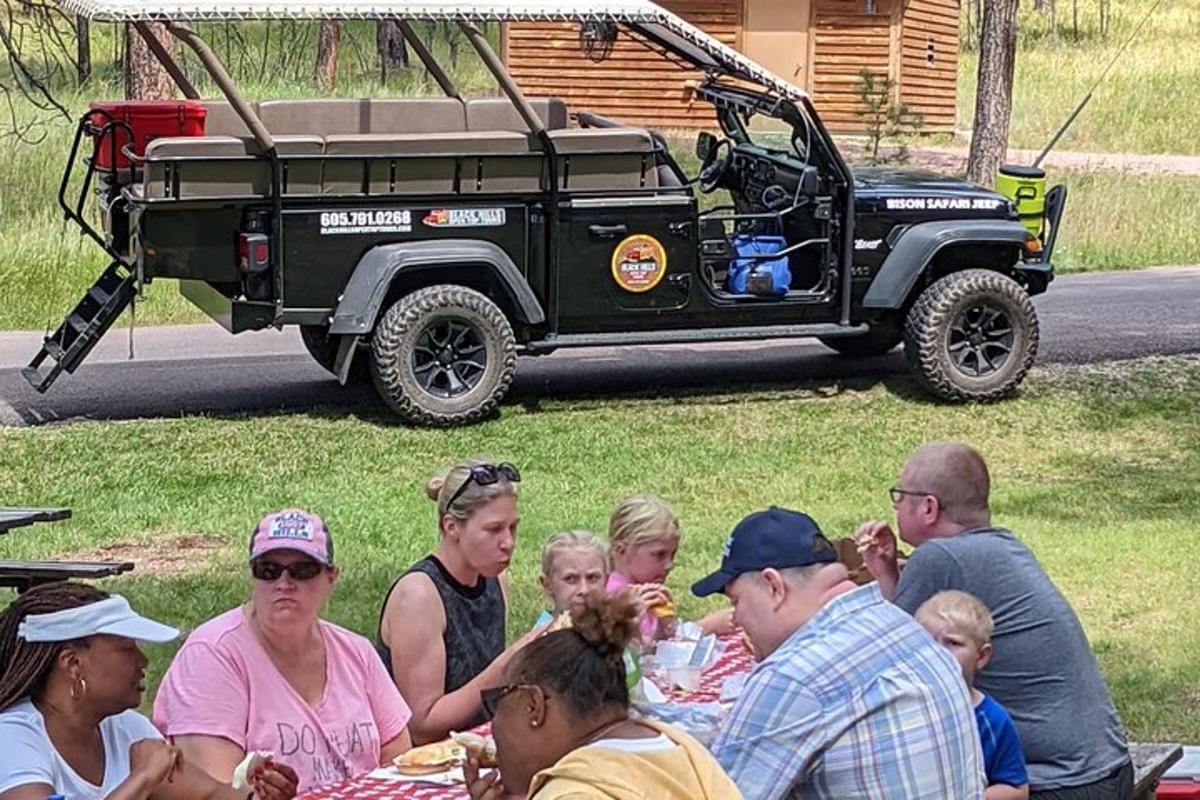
[[30, 0, 1066, 425]]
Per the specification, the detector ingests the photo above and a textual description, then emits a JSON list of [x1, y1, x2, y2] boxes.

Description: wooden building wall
[[808, 0, 898, 132], [502, 0, 738, 128], [899, 0, 960, 132], [502, 0, 959, 133]]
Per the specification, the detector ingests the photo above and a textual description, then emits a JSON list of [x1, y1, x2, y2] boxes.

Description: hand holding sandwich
[[854, 520, 900, 599], [464, 754, 509, 800]]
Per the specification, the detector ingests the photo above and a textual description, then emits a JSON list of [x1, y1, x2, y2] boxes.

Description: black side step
[[22, 262, 137, 393], [523, 322, 868, 353]]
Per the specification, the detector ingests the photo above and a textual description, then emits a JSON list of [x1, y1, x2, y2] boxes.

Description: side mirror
[[695, 131, 717, 164]]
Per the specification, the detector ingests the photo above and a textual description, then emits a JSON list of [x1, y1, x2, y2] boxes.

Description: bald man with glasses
[[857, 441, 1132, 800]]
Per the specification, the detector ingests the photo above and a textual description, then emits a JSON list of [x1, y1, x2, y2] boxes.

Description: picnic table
[[298, 633, 755, 800], [0, 560, 136, 592], [1132, 742, 1184, 799], [0, 507, 71, 534], [0, 506, 135, 593]]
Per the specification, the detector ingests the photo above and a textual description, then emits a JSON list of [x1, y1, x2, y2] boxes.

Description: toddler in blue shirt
[[917, 590, 1030, 800]]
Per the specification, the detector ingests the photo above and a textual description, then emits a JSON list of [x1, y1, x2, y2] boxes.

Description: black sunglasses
[[251, 559, 325, 582], [889, 487, 938, 505], [480, 683, 526, 720], [444, 462, 521, 510]]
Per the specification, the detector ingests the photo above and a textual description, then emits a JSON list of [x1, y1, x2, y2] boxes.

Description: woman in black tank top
[[377, 460, 537, 743]]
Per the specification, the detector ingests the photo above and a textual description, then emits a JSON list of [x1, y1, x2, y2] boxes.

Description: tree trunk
[[124, 23, 174, 100], [314, 20, 341, 90], [967, 0, 1020, 186], [377, 19, 408, 82], [76, 16, 91, 84]]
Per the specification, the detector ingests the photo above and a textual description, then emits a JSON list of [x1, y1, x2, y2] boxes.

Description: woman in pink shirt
[[153, 510, 412, 795]]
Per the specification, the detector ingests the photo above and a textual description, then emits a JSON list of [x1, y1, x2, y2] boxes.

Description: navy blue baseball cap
[[692, 507, 837, 597]]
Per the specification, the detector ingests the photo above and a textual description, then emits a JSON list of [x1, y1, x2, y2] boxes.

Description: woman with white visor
[[0, 582, 298, 800]]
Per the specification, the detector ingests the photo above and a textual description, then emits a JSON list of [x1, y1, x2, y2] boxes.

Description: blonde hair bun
[[425, 474, 447, 502]]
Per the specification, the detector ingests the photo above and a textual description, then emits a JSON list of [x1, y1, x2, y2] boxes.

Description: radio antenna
[[1033, 0, 1165, 168]]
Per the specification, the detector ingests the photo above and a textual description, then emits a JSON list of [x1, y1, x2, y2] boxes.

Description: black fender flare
[[328, 240, 545, 336], [861, 220, 1030, 309]]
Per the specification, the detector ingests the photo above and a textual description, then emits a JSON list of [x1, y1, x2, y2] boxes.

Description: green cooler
[[996, 164, 1047, 239]]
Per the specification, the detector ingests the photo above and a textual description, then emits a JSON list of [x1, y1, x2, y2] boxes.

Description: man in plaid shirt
[[693, 507, 985, 799]]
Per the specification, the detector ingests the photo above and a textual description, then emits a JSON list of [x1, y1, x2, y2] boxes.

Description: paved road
[[1, 266, 1197, 428]]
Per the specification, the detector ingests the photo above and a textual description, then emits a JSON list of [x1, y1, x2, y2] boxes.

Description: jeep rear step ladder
[[22, 261, 138, 393]]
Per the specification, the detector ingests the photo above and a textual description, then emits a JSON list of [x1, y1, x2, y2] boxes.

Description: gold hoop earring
[[69, 676, 87, 700]]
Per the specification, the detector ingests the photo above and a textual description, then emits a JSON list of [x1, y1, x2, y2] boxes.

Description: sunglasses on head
[[251, 559, 325, 582], [444, 462, 521, 510]]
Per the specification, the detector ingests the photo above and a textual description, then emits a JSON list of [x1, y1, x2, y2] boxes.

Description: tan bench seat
[[546, 128, 658, 189], [202, 101, 260, 137], [466, 97, 568, 132], [143, 135, 323, 198], [323, 131, 539, 194]]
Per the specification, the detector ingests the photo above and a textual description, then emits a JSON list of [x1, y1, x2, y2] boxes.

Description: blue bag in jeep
[[728, 235, 790, 295]]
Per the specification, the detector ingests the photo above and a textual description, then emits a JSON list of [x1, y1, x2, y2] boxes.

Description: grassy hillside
[[959, 0, 1200, 154]]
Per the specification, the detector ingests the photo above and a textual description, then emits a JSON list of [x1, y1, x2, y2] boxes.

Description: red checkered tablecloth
[[300, 634, 754, 800]]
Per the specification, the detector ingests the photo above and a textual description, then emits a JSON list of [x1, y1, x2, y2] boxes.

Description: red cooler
[[1159, 746, 1200, 799], [88, 100, 207, 171]]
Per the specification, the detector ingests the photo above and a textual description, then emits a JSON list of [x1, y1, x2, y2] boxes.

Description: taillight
[[239, 232, 270, 274]]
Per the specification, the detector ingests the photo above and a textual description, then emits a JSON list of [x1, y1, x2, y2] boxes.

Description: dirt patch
[[68, 533, 224, 578]]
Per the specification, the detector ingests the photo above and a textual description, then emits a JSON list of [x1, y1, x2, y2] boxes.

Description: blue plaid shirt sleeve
[[713, 664, 823, 800]]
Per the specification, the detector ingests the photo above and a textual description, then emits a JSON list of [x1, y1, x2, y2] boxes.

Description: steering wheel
[[698, 138, 734, 193]]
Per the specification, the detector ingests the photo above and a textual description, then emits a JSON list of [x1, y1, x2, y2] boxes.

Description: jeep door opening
[[28, 0, 1066, 425]]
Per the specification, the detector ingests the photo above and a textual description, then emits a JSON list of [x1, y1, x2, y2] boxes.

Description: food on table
[[392, 738, 465, 775], [451, 730, 498, 767]]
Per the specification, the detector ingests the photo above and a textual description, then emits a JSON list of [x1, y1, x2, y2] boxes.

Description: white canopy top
[[57, 0, 807, 99]]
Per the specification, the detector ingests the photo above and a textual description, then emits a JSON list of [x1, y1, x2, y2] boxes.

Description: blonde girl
[[606, 495, 736, 641], [533, 531, 609, 629]]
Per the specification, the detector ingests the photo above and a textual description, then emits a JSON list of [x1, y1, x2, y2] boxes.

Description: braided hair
[[508, 590, 640, 719], [0, 582, 109, 712]]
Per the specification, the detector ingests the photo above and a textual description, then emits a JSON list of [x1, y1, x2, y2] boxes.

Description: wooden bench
[[0, 560, 135, 593], [1133, 741, 1184, 799]]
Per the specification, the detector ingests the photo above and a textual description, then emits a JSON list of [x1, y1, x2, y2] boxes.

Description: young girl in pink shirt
[[606, 495, 734, 644]]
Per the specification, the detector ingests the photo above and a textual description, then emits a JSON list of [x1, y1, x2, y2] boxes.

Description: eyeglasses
[[480, 683, 525, 720], [251, 559, 325, 582], [444, 462, 521, 510], [889, 487, 938, 505]]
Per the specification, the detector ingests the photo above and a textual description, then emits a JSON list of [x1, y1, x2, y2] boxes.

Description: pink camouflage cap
[[249, 509, 335, 565]]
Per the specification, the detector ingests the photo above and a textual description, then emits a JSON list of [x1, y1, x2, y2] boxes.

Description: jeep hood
[[853, 167, 997, 196]]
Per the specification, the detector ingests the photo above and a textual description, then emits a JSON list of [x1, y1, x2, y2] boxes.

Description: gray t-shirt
[[893, 527, 1129, 791]]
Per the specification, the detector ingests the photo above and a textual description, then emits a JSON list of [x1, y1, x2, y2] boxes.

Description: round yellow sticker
[[610, 234, 667, 293]]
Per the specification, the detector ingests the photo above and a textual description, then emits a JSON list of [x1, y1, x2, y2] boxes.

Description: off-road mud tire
[[370, 284, 516, 426], [300, 325, 370, 382], [903, 269, 1039, 401], [819, 315, 903, 357]]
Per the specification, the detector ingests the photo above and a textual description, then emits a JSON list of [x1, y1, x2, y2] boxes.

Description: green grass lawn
[[2, 355, 1198, 741], [959, 0, 1200, 154]]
